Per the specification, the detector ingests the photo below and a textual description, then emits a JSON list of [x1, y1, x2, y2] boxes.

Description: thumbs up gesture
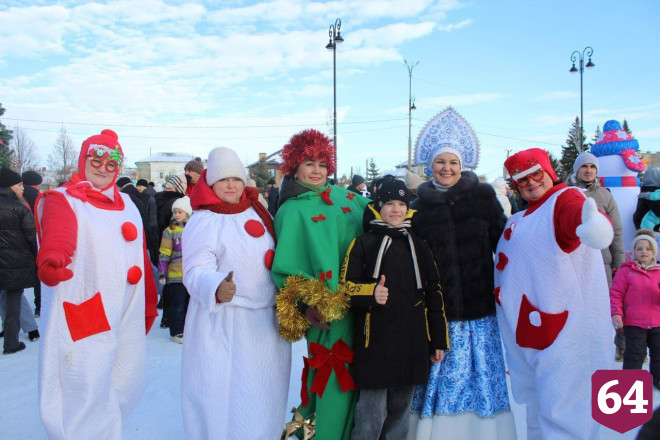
[[374, 275, 389, 305], [576, 197, 614, 250], [216, 271, 237, 303]]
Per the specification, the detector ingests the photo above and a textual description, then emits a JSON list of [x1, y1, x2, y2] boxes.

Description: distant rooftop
[[135, 152, 199, 163], [247, 150, 282, 168]]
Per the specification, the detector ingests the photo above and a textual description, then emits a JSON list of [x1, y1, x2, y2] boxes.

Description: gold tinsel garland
[[276, 275, 349, 342]]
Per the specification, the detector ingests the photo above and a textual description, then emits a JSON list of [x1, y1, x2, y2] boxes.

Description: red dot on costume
[[493, 287, 501, 306], [503, 227, 512, 241], [127, 266, 142, 285], [244, 220, 265, 237], [122, 222, 138, 241], [264, 249, 275, 270], [496, 252, 508, 271]]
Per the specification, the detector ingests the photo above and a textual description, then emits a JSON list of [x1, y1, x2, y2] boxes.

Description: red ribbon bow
[[319, 270, 333, 281], [317, 187, 334, 205], [312, 214, 326, 222], [308, 340, 355, 398], [341, 206, 352, 214], [346, 192, 355, 200]]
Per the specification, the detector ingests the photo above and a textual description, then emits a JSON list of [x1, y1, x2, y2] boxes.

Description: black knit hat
[[22, 170, 42, 186], [0, 166, 22, 188], [351, 174, 365, 187], [136, 178, 149, 187], [373, 175, 411, 211], [185, 157, 204, 174], [116, 177, 132, 188]]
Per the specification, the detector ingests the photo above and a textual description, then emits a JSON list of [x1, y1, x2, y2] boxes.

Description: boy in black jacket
[[340, 175, 449, 440]]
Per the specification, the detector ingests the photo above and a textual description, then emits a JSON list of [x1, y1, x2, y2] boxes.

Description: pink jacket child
[[610, 228, 660, 389]]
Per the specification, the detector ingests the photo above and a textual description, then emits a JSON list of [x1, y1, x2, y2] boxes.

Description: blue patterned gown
[[411, 315, 512, 418]]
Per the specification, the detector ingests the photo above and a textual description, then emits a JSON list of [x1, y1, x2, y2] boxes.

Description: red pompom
[[264, 249, 275, 270], [496, 252, 508, 271], [127, 266, 142, 285], [280, 129, 336, 176], [122, 222, 138, 241], [245, 219, 266, 238]]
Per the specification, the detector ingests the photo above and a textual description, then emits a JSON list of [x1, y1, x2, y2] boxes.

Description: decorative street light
[[326, 18, 343, 182], [404, 60, 419, 171], [570, 46, 595, 152]]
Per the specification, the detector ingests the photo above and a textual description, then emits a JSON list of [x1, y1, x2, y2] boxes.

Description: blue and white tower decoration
[[592, 119, 645, 252], [414, 106, 480, 175]]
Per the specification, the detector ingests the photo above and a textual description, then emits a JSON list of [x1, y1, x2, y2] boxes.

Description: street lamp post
[[404, 60, 419, 171], [569, 46, 595, 152], [326, 18, 343, 182]]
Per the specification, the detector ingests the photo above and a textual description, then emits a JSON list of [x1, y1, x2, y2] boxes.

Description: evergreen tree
[[546, 150, 561, 176], [622, 119, 633, 137], [0, 103, 14, 167], [251, 158, 271, 193], [366, 158, 380, 182], [559, 117, 586, 180], [592, 125, 602, 143]]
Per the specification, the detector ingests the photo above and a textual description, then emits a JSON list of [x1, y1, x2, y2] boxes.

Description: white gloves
[[576, 198, 614, 250]]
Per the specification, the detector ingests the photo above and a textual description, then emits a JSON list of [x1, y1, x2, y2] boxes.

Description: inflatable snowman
[[591, 120, 645, 252]]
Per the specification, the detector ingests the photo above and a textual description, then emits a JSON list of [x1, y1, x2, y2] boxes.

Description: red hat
[[280, 129, 336, 176], [78, 129, 124, 180], [504, 148, 558, 187]]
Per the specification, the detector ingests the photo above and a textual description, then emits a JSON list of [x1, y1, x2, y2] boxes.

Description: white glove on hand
[[576, 198, 614, 250]]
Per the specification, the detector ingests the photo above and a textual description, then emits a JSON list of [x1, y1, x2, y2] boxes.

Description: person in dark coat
[[347, 174, 366, 194], [634, 167, 660, 231], [21, 170, 43, 315], [154, 174, 186, 327], [117, 177, 159, 267], [266, 178, 279, 216], [409, 145, 515, 436], [0, 166, 38, 354], [342, 176, 448, 440], [155, 175, 186, 237], [137, 178, 159, 234]]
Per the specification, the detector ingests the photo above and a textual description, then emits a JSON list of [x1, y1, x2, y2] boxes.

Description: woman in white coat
[[181, 147, 291, 440]]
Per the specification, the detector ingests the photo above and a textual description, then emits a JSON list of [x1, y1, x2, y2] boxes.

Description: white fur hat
[[205, 147, 247, 186], [172, 196, 193, 217]]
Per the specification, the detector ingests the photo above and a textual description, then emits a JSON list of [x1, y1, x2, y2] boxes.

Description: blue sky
[[1, 0, 658, 180]]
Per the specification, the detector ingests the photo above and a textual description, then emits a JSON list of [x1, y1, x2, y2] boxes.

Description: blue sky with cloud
[[1, 0, 658, 179]]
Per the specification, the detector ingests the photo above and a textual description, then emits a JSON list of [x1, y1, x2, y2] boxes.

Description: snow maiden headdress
[[414, 106, 480, 177]]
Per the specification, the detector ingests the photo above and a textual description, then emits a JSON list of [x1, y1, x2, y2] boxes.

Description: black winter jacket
[[342, 204, 449, 389], [155, 190, 184, 238], [0, 188, 38, 290], [411, 172, 506, 322], [23, 185, 40, 213], [121, 184, 159, 266]]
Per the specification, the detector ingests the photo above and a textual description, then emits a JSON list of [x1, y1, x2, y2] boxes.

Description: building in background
[[246, 151, 282, 184], [135, 153, 205, 184]]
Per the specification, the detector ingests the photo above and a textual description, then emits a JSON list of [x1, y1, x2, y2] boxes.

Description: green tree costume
[[272, 181, 370, 440]]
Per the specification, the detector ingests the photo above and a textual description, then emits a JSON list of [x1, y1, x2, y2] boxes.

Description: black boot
[[3, 341, 26, 355], [28, 329, 40, 342]]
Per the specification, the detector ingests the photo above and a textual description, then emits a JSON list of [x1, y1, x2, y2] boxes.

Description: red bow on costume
[[308, 340, 355, 398], [312, 214, 326, 222], [319, 270, 333, 281], [317, 187, 334, 205], [341, 207, 352, 214], [346, 192, 355, 200]]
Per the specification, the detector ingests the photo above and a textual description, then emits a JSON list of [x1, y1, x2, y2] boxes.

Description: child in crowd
[[610, 229, 660, 389], [341, 175, 449, 440], [158, 196, 192, 343]]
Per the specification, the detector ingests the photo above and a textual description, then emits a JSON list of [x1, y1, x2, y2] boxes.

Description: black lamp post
[[326, 18, 343, 182], [404, 60, 419, 171], [570, 46, 595, 152]]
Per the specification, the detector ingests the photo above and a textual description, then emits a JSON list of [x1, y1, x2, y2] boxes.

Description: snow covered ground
[[1, 288, 658, 439]]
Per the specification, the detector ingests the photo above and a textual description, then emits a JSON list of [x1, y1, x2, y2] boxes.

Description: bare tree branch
[[47, 126, 77, 183], [10, 125, 40, 173]]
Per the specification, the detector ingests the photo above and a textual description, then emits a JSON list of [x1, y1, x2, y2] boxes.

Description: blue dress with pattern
[[411, 314, 511, 418]]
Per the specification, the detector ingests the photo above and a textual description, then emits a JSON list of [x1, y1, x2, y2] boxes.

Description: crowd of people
[[0, 119, 659, 440]]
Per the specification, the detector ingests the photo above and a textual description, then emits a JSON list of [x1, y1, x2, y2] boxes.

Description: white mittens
[[576, 198, 614, 250]]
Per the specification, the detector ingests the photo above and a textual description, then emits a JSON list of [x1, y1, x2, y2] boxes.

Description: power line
[[3, 116, 408, 129]]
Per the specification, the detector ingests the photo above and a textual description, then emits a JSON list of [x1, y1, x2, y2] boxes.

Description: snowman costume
[[592, 120, 645, 251], [36, 130, 158, 440], [496, 149, 615, 440], [181, 148, 291, 440]]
